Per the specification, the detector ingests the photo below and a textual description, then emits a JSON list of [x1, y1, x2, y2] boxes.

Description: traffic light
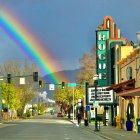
[[39, 80, 42, 88], [33, 72, 38, 82], [7, 74, 11, 83], [61, 81, 65, 89]]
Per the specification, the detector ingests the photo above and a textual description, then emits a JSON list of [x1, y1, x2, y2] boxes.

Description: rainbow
[[0, 7, 67, 83]]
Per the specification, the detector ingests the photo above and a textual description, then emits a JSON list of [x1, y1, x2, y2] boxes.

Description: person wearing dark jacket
[[77, 112, 82, 126]]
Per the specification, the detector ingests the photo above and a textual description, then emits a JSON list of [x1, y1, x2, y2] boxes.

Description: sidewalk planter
[[126, 121, 133, 131]]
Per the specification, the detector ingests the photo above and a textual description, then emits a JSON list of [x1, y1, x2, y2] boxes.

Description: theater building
[[96, 16, 126, 125]]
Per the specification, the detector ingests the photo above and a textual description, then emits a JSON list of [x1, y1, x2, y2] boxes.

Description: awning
[[108, 79, 135, 92], [116, 87, 140, 97]]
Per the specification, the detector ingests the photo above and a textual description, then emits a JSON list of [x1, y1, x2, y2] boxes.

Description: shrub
[[26, 110, 31, 117]]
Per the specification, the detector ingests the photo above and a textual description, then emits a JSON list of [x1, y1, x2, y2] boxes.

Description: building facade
[[115, 48, 140, 132], [95, 16, 126, 125], [96, 16, 126, 87]]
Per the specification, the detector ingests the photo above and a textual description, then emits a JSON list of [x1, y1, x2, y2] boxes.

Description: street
[[0, 114, 105, 140]]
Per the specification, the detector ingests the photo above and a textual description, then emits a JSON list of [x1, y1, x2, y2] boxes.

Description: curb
[[81, 126, 113, 140], [69, 119, 113, 140]]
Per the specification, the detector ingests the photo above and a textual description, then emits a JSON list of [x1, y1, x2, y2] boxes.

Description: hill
[[43, 69, 79, 83], [42, 69, 80, 99]]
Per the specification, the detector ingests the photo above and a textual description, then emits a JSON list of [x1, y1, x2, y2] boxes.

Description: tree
[[54, 46, 97, 116], [1, 82, 20, 119], [77, 47, 96, 85], [54, 85, 84, 117], [0, 59, 38, 117], [1, 83, 19, 109]]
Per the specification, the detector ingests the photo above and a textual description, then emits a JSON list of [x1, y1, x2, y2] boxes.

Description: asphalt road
[[0, 114, 106, 140]]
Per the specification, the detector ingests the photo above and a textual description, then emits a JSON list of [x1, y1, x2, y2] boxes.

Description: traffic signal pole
[[72, 87, 75, 121]]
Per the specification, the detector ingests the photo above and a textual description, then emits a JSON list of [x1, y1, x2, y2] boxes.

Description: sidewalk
[[70, 119, 140, 140]]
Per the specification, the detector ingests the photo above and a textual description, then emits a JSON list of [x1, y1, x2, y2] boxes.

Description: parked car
[[57, 112, 63, 117], [66, 113, 74, 117]]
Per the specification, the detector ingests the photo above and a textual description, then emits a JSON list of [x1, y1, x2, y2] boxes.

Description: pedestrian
[[77, 112, 82, 126]]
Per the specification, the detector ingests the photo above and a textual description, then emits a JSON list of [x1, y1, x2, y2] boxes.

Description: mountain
[[42, 69, 80, 99], [43, 69, 80, 83]]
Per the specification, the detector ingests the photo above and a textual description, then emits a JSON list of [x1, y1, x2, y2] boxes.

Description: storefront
[[109, 48, 140, 132]]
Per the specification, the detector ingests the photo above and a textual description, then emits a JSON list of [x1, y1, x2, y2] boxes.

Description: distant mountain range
[[42, 69, 80, 99], [43, 69, 80, 83]]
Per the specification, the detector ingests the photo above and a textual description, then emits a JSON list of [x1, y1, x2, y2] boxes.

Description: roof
[[108, 79, 135, 92], [117, 48, 140, 65]]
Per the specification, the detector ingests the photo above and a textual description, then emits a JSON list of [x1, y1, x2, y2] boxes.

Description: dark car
[[57, 112, 63, 117]]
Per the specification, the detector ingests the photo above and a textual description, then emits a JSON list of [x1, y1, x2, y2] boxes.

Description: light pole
[[72, 87, 75, 121], [0, 78, 4, 123], [93, 74, 99, 131]]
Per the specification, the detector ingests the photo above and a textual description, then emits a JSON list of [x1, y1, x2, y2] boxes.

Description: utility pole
[[72, 87, 75, 121]]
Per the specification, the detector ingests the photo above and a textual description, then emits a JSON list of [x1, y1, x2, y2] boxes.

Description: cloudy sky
[[0, 0, 140, 74]]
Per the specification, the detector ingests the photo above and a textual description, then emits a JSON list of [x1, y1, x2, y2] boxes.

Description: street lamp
[[93, 74, 99, 131], [0, 78, 4, 123], [72, 87, 75, 121]]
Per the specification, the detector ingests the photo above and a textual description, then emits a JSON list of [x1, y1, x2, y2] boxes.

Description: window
[[126, 66, 132, 80], [107, 19, 110, 29]]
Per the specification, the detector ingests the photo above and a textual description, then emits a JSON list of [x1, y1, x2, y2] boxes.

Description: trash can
[[136, 118, 140, 133], [126, 120, 133, 131], [84, 119, 88, 126]]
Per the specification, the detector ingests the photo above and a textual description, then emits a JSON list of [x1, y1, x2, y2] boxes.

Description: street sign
[[20, 77, 25, 84], [49, 84, 55, 90], [86, 105, 90, 111], [93, 101, 99, 107], [68, 83, 76, 87]]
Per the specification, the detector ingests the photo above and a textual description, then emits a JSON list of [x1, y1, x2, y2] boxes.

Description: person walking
[[77, 111, 82, 126]]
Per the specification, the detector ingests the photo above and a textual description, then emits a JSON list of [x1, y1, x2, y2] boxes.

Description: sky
[[0, 0, 140, 75]]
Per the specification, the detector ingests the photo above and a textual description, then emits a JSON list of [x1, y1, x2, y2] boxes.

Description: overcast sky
[[0, 0, 140, 73]]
